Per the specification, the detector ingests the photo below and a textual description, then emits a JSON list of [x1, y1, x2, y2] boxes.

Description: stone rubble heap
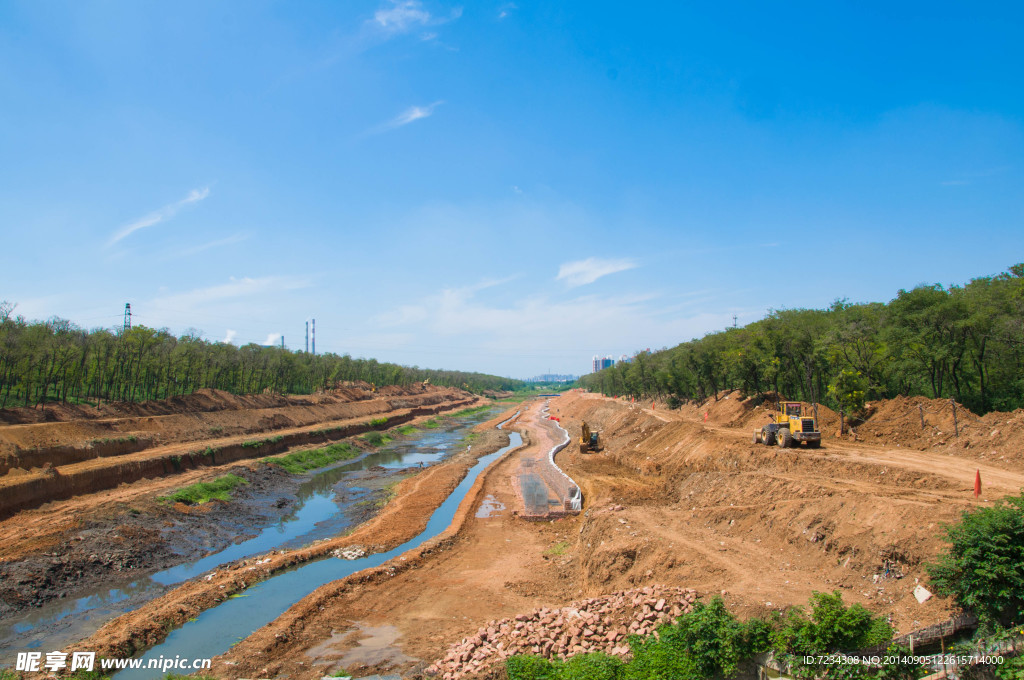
[[426, 585, 697, 679]]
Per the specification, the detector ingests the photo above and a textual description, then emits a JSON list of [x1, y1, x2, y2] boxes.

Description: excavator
[[579, 421, 601, 453], [752, 401, 821, 448]]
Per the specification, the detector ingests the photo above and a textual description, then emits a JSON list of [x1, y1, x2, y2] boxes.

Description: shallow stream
[[113, 415, 521, 680], [0, 409, 501, 659]]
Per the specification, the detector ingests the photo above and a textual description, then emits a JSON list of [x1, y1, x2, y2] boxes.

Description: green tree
[[828, 369, 868, 433], [926, 491, 1024, 628]]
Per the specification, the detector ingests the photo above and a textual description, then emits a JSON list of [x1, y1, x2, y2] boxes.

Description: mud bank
[[62, 409, 519, 663], [0, 393, 478, 519], [1, 407, 501, 657]]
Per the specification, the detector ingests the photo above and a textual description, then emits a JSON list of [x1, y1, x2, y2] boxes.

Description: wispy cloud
[[498, 3, 517, 19], [223, 329, 238, 344], [368, 101, 444, 135], [108, 187, 210, 247], [172, 233, 249, 258], [556, 257, 638, 287], [150, 275, 311, 311], [262, 333, 283, 346], [369, 1, 462, 35]]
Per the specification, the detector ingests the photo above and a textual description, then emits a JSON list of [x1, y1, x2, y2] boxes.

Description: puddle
[[307, 623, 414, 671], [0, 409, 498, 658], [475, 494, 505, 518], [111, 416, 522, 680]]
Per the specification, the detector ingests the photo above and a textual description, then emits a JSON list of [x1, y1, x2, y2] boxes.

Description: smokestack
[[312, 318, 315, 356], [305, 321, 309, 353]]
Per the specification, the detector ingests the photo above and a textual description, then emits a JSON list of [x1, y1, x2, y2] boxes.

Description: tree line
[[0, 302, 522, 409], [580, 264, 1024, 415]]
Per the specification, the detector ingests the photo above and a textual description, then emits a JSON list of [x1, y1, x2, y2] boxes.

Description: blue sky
[[1, 1, 1022, 379]]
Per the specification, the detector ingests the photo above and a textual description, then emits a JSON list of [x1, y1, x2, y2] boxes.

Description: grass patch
[[394, 424, 418, 436], [242, 434, 284, 449], [160, 474, 249, 505], [361, 431, 394, 447], [90, 435, 138, 446], [264, 442, 359, 474], [421, 418, 440, 429], [369, 416, 388, 427], [544, 540, 571, 556], [449, 405, 493, 418]]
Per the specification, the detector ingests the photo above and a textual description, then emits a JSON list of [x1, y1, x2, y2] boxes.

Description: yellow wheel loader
[[752, 401, 821, 449]]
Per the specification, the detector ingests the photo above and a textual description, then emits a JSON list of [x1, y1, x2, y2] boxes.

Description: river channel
[[112, 414, 521, 680], [0, 407, 505, 662]]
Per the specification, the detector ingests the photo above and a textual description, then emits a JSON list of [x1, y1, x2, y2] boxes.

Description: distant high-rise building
[[592, 355, 615, 372]]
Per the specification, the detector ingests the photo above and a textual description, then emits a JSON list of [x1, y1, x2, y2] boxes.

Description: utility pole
[[305, 321, 309, 353], [732, 314, 738, 328], [312, 318, 316, 356], [123, 303, 132, 332]]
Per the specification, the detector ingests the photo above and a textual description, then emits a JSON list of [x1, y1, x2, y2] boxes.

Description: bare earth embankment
[[202, 392, 1024, 680]]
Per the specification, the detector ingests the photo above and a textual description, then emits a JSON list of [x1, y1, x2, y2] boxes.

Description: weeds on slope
[[160, 474, 249, 505], [263, 442, 359, 474]]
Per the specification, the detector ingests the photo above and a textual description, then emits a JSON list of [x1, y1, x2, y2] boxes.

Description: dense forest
[[580, 264, 1024, 415], [0, 301, 522, 408]]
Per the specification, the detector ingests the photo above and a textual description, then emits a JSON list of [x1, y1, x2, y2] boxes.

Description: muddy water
[[0, 411, 498, 658], [113, 418, 522, 680]]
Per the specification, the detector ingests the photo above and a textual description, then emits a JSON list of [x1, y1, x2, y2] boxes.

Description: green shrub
[[369, 417, 388, 427], [926, 491, 1024, 627], [160, 474, 249, 505], [362, 431, 393, 447], [395, 424, 418, 435], [772, 591, 892, 659], [561, 652, 624, 680], [626, 597, 761, 680], [507, 655, 562, 680], [242, 435, 284, 449]]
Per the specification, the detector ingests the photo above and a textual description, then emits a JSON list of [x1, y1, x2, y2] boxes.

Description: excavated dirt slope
[[195, 392, 1024, 680], [0, 384, 476, 519]]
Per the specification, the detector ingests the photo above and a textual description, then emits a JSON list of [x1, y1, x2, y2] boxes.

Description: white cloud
[[498, 3, 517, 19], [556, 257, 637, 287], [173, 233, 249, 258], [223, 329, 238, 344], [368, 277, 743, 376], [149, 275, 311, 311], [368, 101, 444, 135], [373, 1, 432, 33], [108, 187, 210, 246]]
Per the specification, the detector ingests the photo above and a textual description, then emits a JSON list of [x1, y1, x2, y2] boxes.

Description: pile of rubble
[[426, 585, 697, 679]]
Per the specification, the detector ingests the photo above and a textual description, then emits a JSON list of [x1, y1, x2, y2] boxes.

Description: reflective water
[[0, 410, 498, 658], [113, 418, 521, 680]]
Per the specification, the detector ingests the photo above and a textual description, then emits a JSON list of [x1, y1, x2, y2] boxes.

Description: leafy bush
[[160, 474, 249, 505], [626, 597, 763, 680], [242, 435, 284, 449], [926, 491, 1024, 627], [561, 652, 624, 680], [507, 655, 562, 680], [361, 431, 393, 447], [772, 591, 892, 658], [369, 417, 388, 427]]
